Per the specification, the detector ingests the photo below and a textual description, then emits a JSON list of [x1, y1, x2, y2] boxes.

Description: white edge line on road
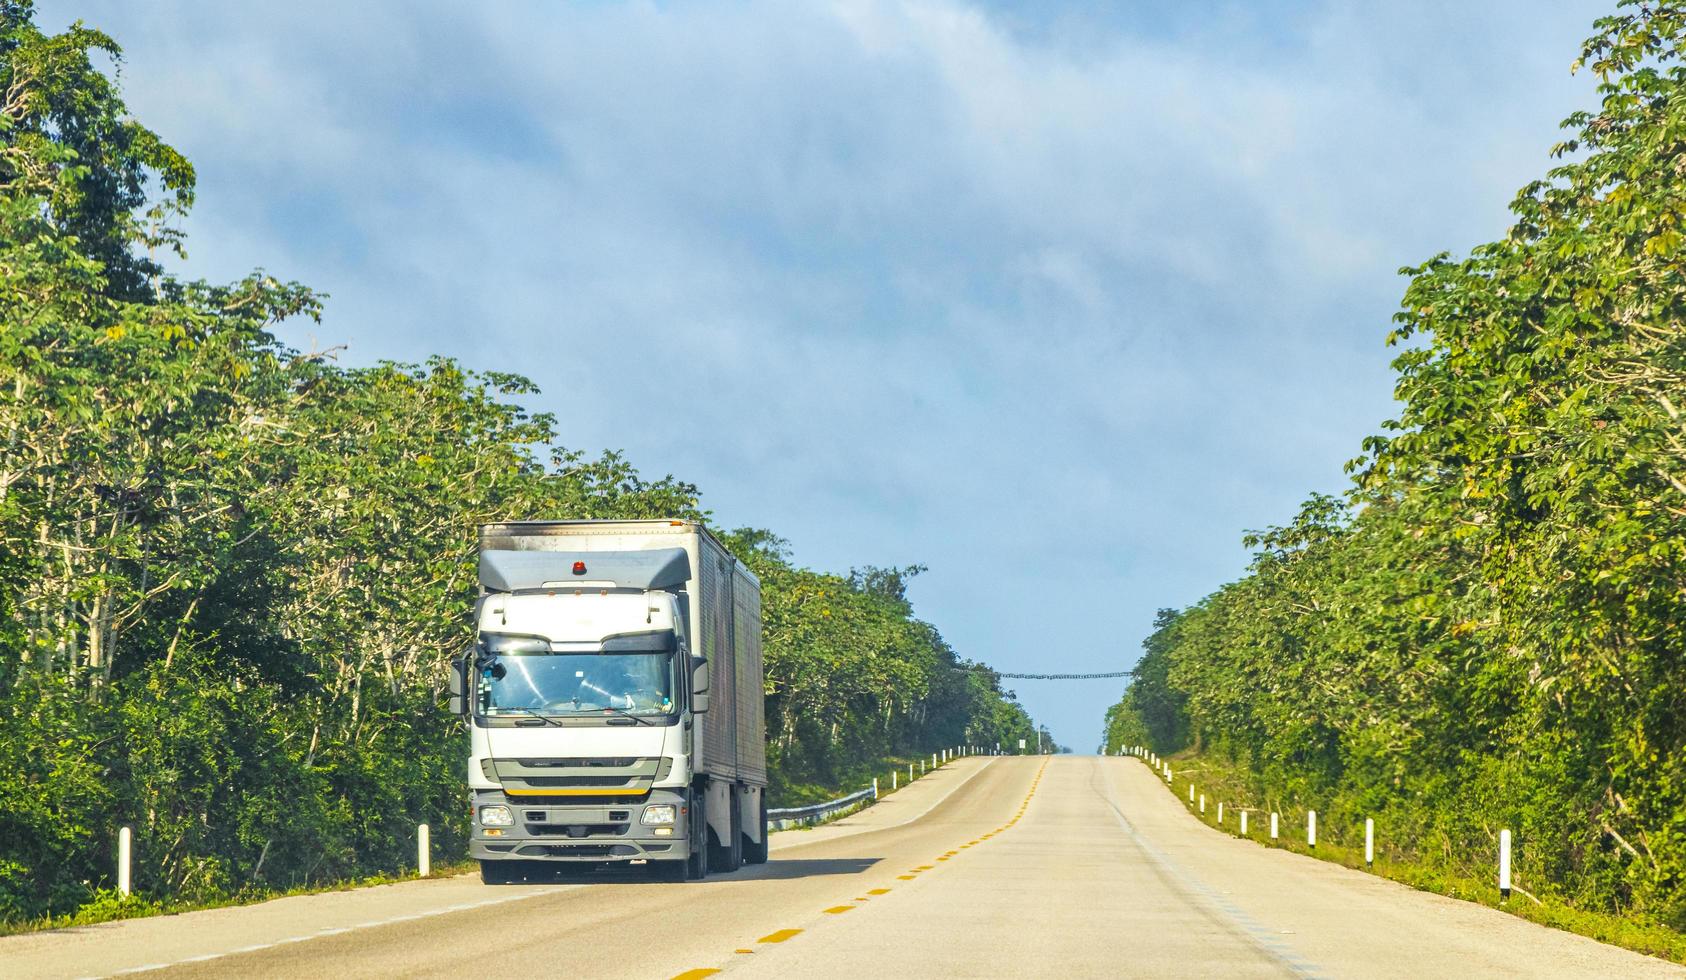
[[86, 885, 574, 979], [1095, 760, 1329, 979], [771, 757, 999, 853]]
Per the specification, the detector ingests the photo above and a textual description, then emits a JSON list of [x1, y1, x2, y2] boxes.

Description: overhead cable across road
[[966, 669, 1136, 680]]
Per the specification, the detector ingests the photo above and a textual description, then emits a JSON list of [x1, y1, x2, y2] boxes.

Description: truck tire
[[742, 793, 768, 865], [480, 859, 521, 885], [681, 791, 708, 881], [710, 784, 743, 873]]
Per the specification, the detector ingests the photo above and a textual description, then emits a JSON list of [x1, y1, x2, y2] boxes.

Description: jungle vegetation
[[1104, 1, 1686, 933], [0, 2, 1036, 922]]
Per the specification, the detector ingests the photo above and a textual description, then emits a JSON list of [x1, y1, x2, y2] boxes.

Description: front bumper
[[470, 788, 688, 863]]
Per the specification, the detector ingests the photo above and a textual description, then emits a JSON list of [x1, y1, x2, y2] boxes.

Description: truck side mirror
[[690, 653, 710, 713], [447, 650, 469, 716]]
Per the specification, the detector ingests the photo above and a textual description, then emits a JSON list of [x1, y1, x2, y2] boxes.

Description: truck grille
[[528, 823, 630, 838], [518, 844, 638, 859]]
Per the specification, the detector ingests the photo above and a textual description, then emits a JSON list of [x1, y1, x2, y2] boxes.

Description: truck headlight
[[479, 805, 514, 827], [642, 804, 676, 826]]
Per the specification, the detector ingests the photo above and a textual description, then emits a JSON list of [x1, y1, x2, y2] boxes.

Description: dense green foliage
[[0, 3, 1035, 922], [1104, 1, 1686, 932]]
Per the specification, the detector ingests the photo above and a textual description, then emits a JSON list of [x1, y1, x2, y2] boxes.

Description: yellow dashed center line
[[678, 759, 1050, 980]]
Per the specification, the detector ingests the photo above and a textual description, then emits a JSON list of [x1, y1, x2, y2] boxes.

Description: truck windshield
[[478, 639, 674, 717]]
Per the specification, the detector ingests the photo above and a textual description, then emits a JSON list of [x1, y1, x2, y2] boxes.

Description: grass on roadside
[[0, 860, 477, 940], [773, 752, 971, 830]]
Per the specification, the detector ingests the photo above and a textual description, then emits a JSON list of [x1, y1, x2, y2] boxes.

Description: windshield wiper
[[505, 705, 656, 726], [598, 704, 655, 726]]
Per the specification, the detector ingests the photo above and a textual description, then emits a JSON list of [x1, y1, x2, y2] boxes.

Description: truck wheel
[[682, 792, 708, 881], [710, 785, 743, 873], [480, 859, 521, 885], [742, 793, 769, 865]]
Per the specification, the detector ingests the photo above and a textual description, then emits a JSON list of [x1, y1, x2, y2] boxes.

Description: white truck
[[447, 519, 768, 882]]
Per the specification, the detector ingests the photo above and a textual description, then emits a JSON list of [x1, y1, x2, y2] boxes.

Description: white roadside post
[[1307, 810, 1317, 848], [1218, 802, 1224, 824], [1189, 784, 1195, 803], [1240, 810, 1249, 835], [892, 771, 898, 790], [1164, 766, 1172, 785], [1270, 812, 1280, 840], [118, 826, 132, 897], [1365, 818, 1375, 867], [418, 823, 431, 878], [873, 777, 879, 800], [1500, 829, 1513, 900], [1199, 794, 1206, 814]]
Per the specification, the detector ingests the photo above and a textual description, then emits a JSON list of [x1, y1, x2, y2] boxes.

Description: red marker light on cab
[[572, 561, 587, 575]]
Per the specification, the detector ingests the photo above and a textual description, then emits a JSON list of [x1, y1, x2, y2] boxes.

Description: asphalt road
[[4, 756, 1679, 979]]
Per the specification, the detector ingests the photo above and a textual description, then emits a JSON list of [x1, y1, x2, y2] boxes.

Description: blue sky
[[50, 0, 1609, 750]]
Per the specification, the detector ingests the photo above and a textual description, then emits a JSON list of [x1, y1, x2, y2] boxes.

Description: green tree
[[1103, 0, 1686, 931]]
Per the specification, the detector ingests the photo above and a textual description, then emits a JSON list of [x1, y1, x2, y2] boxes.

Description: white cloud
[[51, 0, 1609, 748]]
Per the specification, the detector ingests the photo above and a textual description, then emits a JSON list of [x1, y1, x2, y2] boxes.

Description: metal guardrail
[[767, 785, 876, 831]]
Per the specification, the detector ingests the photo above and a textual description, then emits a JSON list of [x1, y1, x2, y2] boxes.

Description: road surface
[[3, 756, 1678, 978]]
